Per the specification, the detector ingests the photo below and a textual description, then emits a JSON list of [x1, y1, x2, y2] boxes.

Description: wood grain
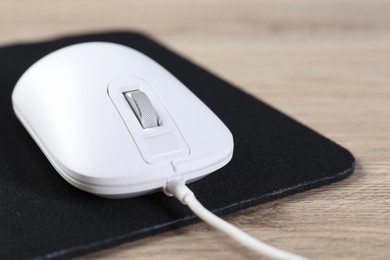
[[1, 1, 389, 259]]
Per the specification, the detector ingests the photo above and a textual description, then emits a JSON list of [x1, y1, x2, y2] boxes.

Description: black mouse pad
[[0, 32, 355, 259]]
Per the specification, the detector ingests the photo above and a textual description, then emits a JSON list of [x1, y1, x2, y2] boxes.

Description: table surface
[[1, 1, 389, 259]]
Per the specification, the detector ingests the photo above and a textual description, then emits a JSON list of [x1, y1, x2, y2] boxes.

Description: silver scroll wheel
[[124, 90, 161, 129]]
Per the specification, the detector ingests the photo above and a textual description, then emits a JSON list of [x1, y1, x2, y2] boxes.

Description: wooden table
[[1, 1, 389, 259]]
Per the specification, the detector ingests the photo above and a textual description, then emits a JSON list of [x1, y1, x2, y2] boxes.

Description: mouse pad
[[0, 32, 355, 259]]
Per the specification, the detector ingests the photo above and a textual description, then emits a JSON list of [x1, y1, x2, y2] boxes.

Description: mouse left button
[[124, 90, 161, 129]]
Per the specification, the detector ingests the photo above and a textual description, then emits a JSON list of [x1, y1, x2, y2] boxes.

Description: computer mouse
[[12, 42, 233, 199]]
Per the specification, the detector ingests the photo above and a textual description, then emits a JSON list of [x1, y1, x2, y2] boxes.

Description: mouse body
[[12, 42, 233, 198]]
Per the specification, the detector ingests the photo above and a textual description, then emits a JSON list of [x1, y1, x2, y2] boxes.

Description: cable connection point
[[165, 179, 307, 260]]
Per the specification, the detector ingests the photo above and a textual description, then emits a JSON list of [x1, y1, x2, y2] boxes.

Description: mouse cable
[[165, 179, 307, 260]]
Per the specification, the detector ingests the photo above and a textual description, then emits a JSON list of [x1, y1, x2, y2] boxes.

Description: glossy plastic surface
[[12, 42, 233, 198]]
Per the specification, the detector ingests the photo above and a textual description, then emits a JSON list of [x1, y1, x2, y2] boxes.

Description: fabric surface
[[0, 32, 355, 259]]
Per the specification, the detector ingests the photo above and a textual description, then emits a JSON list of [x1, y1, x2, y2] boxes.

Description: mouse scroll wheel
[[124, 90, 161, 129]]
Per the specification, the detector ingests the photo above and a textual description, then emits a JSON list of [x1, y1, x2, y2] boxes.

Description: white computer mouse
[[12, 42, 234, 199]]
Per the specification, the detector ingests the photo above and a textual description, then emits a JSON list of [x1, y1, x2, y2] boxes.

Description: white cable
[[165, 179, 307, 260]]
